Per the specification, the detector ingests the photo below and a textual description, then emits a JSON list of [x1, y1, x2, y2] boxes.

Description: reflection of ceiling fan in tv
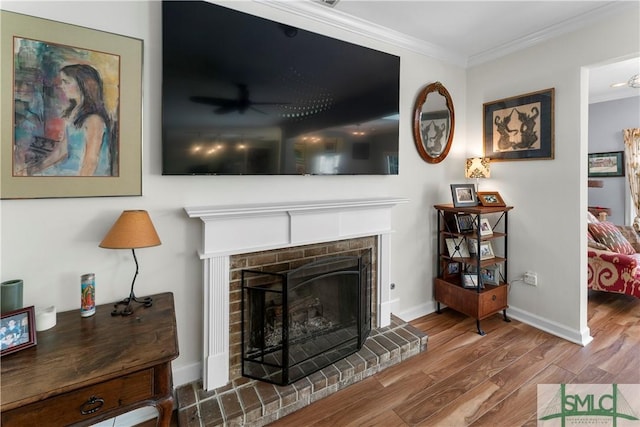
[[190, 83, 288, 115]]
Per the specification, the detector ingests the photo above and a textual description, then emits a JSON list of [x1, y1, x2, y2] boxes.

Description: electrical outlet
[[524, 271, 538, 286]]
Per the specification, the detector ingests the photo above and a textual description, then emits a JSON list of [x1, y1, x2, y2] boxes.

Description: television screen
[[162, 1, 400, 175]]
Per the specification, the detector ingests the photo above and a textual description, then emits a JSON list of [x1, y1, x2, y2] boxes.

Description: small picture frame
[[462, 273, 483, 289], [442, 261, 461, 280], [450, 184, 478, 208], [445, 237, 470, 258], [479, 241, 495, 260], [1, 306, 37, 356], [456, 214, 475, 233], [477, 217, 493, 236], [588, 151, 625, 177], [480, 265, 501, 285], [477, 191, 506, 207]]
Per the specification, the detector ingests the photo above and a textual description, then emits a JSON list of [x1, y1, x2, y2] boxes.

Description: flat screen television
[[161, 1, 400, 175]]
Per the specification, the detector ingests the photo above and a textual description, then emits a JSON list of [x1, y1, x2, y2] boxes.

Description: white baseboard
[[507, 306, 593, 346], [396, 301, 593, 347]]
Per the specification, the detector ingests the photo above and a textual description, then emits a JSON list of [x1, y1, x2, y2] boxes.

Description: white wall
[[588, 96, 640, 225], [0, 0, 465, 386], [467, 8, 639, 343], [2, 0, 638, 389]]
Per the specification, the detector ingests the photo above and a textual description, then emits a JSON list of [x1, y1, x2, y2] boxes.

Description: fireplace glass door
[[241, 254, 371, 385]]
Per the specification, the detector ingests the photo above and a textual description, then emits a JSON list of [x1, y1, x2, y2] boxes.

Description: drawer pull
[[80, 396, 105, 415], [492, 295, 497, 301]]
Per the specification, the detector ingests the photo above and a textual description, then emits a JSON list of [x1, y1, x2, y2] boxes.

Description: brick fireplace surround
[[182, 198, 426, 425]]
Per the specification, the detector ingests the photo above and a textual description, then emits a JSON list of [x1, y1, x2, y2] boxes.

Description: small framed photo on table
[[1, 306, 37, 356], [477, 191, 506, 207], [450, 184, 478, 208]]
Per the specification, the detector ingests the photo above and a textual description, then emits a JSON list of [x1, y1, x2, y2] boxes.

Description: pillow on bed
[[588, 222, 636, 255], [587, 211, 600, 224]]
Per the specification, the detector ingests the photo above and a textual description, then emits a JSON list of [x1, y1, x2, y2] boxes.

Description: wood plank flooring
[[269, 290, 640, 426]]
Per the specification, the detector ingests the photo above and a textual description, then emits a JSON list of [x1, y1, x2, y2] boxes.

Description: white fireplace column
[[185, 197, 408, 391]]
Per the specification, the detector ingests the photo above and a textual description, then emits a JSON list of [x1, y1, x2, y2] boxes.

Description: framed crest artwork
[[483, 88, 554, 161], [1, 11, 143, 199]]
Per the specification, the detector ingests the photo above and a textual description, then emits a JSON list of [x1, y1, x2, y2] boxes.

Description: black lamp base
[[111, 248, 152, 316], [111, 294, 153, 316]]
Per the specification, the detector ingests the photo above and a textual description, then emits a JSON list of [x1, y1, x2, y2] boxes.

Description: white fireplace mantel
[[185, 197, 408, 390]]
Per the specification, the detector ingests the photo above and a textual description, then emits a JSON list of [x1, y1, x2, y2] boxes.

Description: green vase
[[1, 279, 23, 314]]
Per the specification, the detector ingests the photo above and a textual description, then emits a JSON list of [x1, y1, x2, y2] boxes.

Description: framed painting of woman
[[1, 11, 142, 198]]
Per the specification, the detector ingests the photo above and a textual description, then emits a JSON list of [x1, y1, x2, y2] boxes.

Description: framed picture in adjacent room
[[588, 151, 625, 177], [483, 88, 554, 161], [1, 306, 37, 356], [1, 11, 143, 199]]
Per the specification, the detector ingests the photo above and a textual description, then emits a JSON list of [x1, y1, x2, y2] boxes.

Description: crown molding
[[255, 0, 635, 69], [253, 0, 467, 67], [467, 2, 638, 67]]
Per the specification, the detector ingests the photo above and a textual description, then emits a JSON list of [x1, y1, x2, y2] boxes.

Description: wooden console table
[[1, 292, 179, 426]]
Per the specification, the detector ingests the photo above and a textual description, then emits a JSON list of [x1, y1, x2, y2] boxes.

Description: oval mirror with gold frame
[[412, 82, 455, 164]]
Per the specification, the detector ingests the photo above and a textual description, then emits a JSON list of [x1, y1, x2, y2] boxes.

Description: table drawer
[[1, 369, 153, 426]]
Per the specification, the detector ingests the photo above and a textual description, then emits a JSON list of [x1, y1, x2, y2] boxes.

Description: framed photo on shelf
[[450, 184, 478, 208], [479, 241, 495, 260], [483, 88, 554, 161], [442, 261, 461, 280], [1, 11, 143, 199], [445, 237, 470, 258], [456, 214, 475, 233], [462, 273, 483, 289], [477, 217, 493, 236], [477, 191, 506, 207], [480, 265, 501, 285], [1, 306, 37, 356], [588, 151, 624, 177]]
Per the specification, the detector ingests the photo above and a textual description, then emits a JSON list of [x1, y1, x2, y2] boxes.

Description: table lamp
[[465, 157, 491, 191], [100, 210, 161, 316]]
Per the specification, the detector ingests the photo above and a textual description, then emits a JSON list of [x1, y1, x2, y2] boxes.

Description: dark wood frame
[[413, 82, 455, 164], [483, 88, 554, 161], [477, 191, 506, 207], [450, 183, 478, 208], [1, 306, 36, 356], [588, 151, 625, 177]]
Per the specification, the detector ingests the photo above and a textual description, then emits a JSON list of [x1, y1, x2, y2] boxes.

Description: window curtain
[[624, 128, 640, 231]]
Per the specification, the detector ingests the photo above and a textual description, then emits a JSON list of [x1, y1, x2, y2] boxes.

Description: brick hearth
[[176, 315, 427, 426]]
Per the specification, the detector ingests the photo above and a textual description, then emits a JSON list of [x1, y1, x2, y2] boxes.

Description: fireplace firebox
[[241, 253, 372, 385]]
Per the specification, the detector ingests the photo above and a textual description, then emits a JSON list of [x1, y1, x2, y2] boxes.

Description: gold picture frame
[[1, 11, 143, 199]]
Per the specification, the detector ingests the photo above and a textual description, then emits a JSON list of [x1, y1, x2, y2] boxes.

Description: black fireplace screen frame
[[241, 252, 372, 385]]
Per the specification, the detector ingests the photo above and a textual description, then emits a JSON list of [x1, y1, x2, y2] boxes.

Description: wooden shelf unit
[[434, 204, 513, 335]]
